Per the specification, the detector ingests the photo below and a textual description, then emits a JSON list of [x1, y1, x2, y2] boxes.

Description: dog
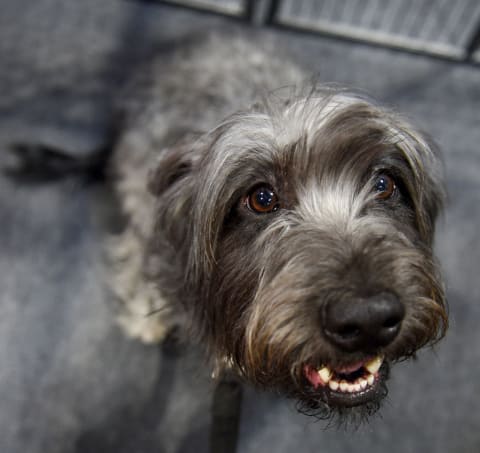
[[108, 31, 447, 419]]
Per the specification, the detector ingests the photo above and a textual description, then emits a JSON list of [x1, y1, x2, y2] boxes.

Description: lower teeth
[[330, 377, 371, 393], [326, 370, 378, 394]]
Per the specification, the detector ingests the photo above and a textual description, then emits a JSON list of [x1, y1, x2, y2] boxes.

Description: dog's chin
[[295, 358, 390, 422]]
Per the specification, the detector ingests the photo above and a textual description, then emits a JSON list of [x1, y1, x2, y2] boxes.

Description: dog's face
[[152, 89, 447, 418]]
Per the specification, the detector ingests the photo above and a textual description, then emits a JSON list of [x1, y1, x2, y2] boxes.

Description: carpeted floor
[[1, 1, 479, 452]]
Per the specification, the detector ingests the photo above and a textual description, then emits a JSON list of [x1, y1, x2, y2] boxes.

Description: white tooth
[[340, 381, 348, 392], [329, 380, 339, 391], [365, 356, 383, 374], [318, 366, 332, 383], [354, 383, 361, 392], [347, 384, 355, 393], [360, 379, 368, 389], [367, 374, 375, 386]]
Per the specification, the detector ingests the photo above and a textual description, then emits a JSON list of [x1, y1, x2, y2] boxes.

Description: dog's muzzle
[[303, 293, 404, 406]]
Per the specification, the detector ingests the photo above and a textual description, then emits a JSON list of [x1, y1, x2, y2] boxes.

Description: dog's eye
[[374, 174, 396, 200], [246, 185, 279, 214]]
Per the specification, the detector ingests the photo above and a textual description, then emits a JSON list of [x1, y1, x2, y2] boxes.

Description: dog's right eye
[[374, 174, 396, 200], [245, 185, 280, 214]]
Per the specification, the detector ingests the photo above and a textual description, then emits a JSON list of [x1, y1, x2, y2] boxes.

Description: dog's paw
[[117, 310, 174, 344], [115, 279, 176, 345]]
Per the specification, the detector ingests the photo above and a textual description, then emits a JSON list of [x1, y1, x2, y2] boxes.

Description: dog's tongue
[[334, 360, 365, 374], [304, 365, 324, 387]]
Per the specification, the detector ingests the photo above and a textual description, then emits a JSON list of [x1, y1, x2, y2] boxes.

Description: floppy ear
[[146, 139, 205, 256], [418, 153, 445, 243], [396, 134, 445, 245], [147, 142, 197, 196]]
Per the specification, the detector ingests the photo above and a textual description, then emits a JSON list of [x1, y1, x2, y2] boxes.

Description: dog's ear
[[396, 135, 445, 245], [418, 158, 444, 243], [147, 142, 197, 196], [146, 140, 203, 254]]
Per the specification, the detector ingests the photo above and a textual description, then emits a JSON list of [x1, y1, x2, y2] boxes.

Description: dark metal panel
[[272, 0, 480, 60]]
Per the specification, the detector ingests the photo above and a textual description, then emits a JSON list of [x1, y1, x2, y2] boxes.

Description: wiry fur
[[108, 31, 447, 418]]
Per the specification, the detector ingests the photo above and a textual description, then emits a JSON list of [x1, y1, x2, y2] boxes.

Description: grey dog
[[108, 31, 447, 418]]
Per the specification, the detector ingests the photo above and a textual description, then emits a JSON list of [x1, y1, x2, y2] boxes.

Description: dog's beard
[[294, 363, 390, 425]]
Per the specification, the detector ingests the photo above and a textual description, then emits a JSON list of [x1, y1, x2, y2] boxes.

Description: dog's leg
[[106, 131, 183, 344], [107, 227, 176, 344]]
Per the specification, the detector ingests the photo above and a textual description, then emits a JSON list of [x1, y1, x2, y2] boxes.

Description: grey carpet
[[1, 1, 479, 452]]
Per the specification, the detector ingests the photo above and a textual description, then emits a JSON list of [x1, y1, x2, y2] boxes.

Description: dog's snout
[[323, 293, 405, 352]]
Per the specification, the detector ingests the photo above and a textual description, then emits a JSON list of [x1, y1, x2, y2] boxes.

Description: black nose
[[323, 293, 405, 352]]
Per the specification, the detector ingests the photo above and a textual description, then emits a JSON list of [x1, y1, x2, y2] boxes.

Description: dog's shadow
[[74, 334, 190, 453]]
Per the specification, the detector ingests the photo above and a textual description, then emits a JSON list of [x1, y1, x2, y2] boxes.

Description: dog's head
[[151, 87, 447, 418]]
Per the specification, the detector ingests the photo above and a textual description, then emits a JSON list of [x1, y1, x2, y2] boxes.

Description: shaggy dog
[[108, 31, 447, 419]]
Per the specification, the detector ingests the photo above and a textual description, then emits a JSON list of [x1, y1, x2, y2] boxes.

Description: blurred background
[[1, 0, 479, 452]]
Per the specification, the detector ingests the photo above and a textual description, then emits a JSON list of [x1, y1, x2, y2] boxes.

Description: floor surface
[[1, 1, 479, 452]]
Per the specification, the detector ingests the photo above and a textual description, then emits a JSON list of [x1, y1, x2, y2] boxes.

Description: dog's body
[[109, 32, 447, 418]]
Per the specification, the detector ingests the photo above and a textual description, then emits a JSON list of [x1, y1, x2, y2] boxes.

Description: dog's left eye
[[374, 174, 396, 200], [246, 185, 280, 214]]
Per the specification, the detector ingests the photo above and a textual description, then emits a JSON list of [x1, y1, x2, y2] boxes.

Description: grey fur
[[108, 31, 446, 415]]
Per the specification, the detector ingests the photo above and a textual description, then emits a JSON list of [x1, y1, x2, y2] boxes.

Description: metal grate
[[136, 0, 480, 61], [271, 0, 480, 60], [160, 0, 247, 16]]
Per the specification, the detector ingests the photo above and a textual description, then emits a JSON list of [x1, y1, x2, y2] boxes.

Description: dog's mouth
[[304, 355, 386, 407]]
